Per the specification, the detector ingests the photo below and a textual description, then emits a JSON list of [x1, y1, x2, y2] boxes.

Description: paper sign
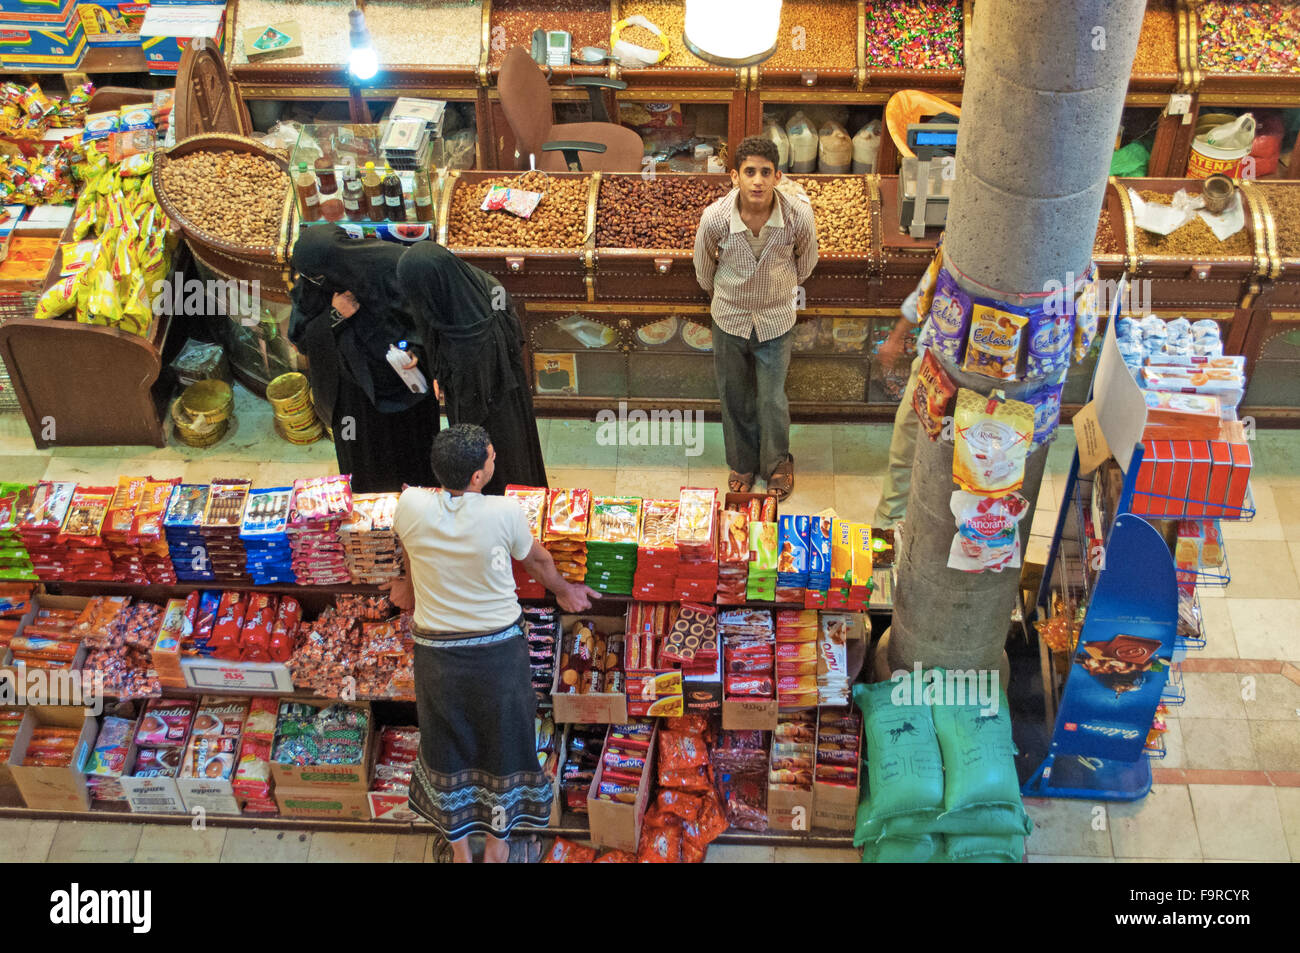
[[1073, 401, 1109, 476], [1091, 304, 1148, 473]]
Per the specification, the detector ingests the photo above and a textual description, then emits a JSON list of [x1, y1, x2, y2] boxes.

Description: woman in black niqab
[[289, 224, 440, 493], [396, 242, 547, 494]]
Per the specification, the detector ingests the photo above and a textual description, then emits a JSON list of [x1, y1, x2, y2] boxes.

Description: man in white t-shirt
[[387, 423, 595, 863]]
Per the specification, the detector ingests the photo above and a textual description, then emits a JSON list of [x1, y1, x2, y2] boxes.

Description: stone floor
[[0, 384, 1296, 863]]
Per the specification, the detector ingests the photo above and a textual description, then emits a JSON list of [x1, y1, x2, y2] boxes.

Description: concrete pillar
[[881, 0, 1146, 676]]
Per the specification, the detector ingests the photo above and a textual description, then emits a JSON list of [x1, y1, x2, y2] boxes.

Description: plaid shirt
[[693, 188, 819, 342]]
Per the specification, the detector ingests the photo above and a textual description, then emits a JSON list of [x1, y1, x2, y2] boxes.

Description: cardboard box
[[812, 715, 860, 832], [0, 12, 85, 67], [78, 2, 149, 45], [722, 697, 778, 730], [551, 614, 627, 724], [139, 2, 223, 73], [240, 17, 300, 58], [1225, 440, 1252, 515], [766, 779, 814, 832], [1185, 441, 1213, 518], [367, 790, 425, 823], [586, 723, 656, 852], [0, 0, 77, 25], [1204, 439, 1232, 518], [120, 773, 186, 814], [682, 649, 721, 713], [275, 785, 369, 819], [1166, 440, 1193, 519], [269, 699, 372, 791], [8, 705, 95, 811], [181, 656, 294, 693], [178, 778, 239, 815]]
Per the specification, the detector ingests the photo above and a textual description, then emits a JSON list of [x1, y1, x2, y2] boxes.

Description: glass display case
[[290, 122, 437, 228]]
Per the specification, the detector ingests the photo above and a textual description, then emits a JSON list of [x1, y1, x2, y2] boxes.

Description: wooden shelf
[[13, 46, 153, 75]]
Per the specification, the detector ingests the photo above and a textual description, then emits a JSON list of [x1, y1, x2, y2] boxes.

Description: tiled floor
[[0, 385, 1295, 863]]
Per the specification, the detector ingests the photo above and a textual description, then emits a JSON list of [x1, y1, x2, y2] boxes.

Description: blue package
[[919, 267, 971, 365]]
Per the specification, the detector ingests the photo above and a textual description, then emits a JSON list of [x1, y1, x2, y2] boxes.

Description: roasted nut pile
[[620, 0, 711, 68], [763, 0, 858, 70], [1095, 207, 1121, 256], [596, 176, 728, 249], [1132, 0, 1177, 75], [161, 151, 289, 247], [1259, 184, 1300, 258], [448, 170, 590, 248], [1134, 189, 1253, 257], [490, 1, 610, 68], [795, 177, 871, 254]]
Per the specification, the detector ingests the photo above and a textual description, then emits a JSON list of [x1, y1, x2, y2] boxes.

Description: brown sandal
[[766, 456, 794, 502], [728, 471, 755, 494]]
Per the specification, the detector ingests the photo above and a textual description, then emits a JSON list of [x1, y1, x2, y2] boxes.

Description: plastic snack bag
[[948, 491, 1028, 573], [963, 302, 1028, 380], [952, 388, 1034, 496]]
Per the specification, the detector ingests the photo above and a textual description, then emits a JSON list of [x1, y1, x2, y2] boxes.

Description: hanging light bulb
[[683, 0, 782, 67], [348, 6, 378, 81]]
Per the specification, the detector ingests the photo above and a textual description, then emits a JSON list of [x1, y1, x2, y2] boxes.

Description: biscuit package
[[963, 303, 1028, 380]]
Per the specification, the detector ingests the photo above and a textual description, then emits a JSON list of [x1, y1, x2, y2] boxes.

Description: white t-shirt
[[393, 488, 535, 634]]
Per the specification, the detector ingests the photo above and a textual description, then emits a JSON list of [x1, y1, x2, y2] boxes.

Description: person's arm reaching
[[520, 541, 599, 612], [383, 550, 415, 612]]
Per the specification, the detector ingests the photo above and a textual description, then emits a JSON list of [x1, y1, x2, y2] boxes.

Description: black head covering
[[396, 242, 520, 416], [289, 224, 423, 414]]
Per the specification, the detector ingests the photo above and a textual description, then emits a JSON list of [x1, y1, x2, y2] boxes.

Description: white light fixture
[[348, 6, 378, 81], [684, 0, 782, 67]]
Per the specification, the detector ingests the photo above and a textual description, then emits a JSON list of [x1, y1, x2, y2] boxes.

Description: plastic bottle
[[382, 167, 406, 221], [362, 161, 385, 222], [342, 172, 366, 222], [413, 173, 434, 223], [294, 162, 320, 219]]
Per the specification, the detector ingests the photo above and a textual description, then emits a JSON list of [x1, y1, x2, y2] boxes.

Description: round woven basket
[[152, 133, 296, 276]]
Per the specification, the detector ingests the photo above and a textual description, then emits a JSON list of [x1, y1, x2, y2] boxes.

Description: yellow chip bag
[[33, 273, 84, 320], [72, 205, 96, 241], [119, 151, 153, 177], [83, 267, 119, 325], [59, 239, 99, 275], [952, 387, 1034, 497]]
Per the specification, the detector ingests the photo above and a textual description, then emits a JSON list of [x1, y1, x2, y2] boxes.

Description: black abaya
[[289, 225, 440, 493], [396, 243, 547, 494]]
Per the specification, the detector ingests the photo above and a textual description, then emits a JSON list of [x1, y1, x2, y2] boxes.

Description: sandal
[[766, 455, 794, 502], [728, 471, 755, 494]]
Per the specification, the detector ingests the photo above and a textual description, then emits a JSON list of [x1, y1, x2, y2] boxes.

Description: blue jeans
[[712, 323, 792, 480]]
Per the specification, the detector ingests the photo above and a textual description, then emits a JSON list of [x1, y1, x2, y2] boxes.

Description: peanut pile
[[763, 0, 859, 70], [795, 176, 872, 254], [596, 176, 729, 249], [161, 151, 289, 248], [448, 170, 590, 248], [489, 0, 609, 68]]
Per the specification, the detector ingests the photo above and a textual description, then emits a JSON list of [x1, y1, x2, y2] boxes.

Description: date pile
[[596, 176, 729, 249]]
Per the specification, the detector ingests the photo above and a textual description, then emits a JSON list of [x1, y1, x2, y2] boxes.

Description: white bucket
[[1187, 113, 1255, 179]]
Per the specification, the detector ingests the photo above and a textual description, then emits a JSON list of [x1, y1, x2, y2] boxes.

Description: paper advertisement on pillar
[[1090, 296, 1148, 473]]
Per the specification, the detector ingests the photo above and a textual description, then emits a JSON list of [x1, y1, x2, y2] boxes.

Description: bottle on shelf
[[362, 161, 385, 223], [413, 172, 435, 223], [314, 151, 344, 223], [294, 162, 320, 219], [342, 172, 366, 223], [382, 166, 406, 222]]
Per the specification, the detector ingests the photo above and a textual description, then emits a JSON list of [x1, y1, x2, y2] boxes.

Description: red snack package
[[663, 713, 711, 736], [696, 789, 730, 842], [658, 731, 709, 771], [239, 593, 277, 663], [656, 790, 703, 824], [210, 591, 247, 660], [658, 766, 711, 792], [543, 837, 597, 863], [637, 819, 682, 863], [593, 849, 637, 863]]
